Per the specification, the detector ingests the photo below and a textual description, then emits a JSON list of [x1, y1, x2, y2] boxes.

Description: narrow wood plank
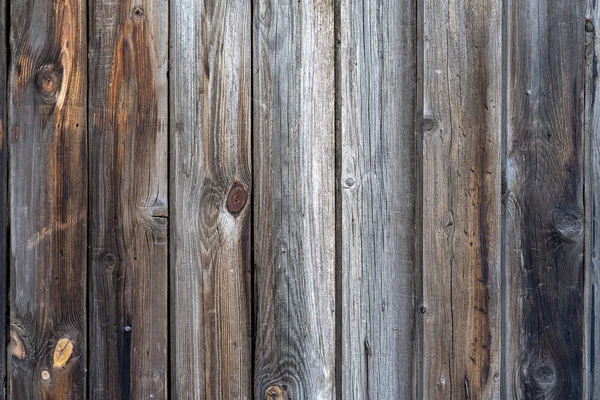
[[88, 0, 168, 397], [0, 0, 7, 396], [7, 0, 87, 396], [587, 2, 600, 397], [169, 1, 252, 398], [338, 0, 416, 397], [253, 0, 336, 398], [505, 0, 585, 398], [421, 0, 502, 397]]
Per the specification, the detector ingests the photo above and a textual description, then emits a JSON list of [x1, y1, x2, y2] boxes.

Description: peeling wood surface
[[88, 0, 169, 397], [169, 0, 252, 398]]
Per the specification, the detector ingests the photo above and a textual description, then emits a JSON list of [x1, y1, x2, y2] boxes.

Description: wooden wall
[[0, 0, 595, 399]]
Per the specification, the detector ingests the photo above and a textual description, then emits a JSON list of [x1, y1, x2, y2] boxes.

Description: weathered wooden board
[[7, 0, 87, 397], [421, 0, 503, 397], [0, 0, 6, 396], [338, 0, 416, 397], [88, 0, 169, 397], [253, 0, 336, 398], [505, 0, 585, 398], [169, 1, 252, 398]]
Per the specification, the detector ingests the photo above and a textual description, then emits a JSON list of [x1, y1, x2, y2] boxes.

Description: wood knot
[[265, 385, 286, 400], [586, 19, 595, 33], [226, 183, 248, 214], [53, 337, 74, 369], [423, 116, 438, 132], [132, 6, 144, 19], [9, 330, 25, 359], [35, 65, 62, 103], [525, 358, 557, 391]]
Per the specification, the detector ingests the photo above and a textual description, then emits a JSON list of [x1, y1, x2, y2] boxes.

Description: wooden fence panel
[[169, 1, 252, 398], [7, 0, 87, 397], [88, 0, 169, 398], [421, 0, 503, 398], [505, 0, 585, 398], [253, 0, 336, 398], [338, 0, 416, 398]]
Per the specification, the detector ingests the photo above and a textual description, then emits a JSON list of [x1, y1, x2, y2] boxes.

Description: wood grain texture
[[253, 0, 336, 398], [421, 0, 502, 397], [0, 0, 6, 396], [338, 0, 416, 397], [8, 0, 87, 397], [88, 0, 168, 398], [505, 0, 585, 398], [169, 1, 252, 398]]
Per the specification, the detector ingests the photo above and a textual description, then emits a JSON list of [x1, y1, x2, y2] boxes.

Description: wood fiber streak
[[89, 0, 168, 398], [169, 0, 252, 398], [8, 0, 87, 397], [253, 0, 336, 398], [422, 0, 502, 398], [338, 0, 416, 398], [0, 0, 6, 396], [506, 1, 585, 398]]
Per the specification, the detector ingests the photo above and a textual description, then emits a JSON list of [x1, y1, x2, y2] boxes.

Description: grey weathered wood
[[421, 0, 502, 397], [505, 0, 585, 398], [88, 0, 169, 397], [0, 0, 6, 396], [8, 0, 87, 396], [338, 0, 416, 397], [253, 0, 336, 398], [169, 1, 252, 398]]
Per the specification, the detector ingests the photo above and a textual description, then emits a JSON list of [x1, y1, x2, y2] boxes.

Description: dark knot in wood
[[265, 385, 286, 400], [227, 183, 248, 214], [35, 65, 62, 103]]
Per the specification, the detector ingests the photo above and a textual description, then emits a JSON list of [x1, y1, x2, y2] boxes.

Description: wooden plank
[[338, 0, 416, 397], [88, 0, 168, 398], [7, 0, 87, 397], [0, 0, 6, 396], [169, 1, 252, 398], [421, 0, 502, 397], [587, 2, 600, 397], [253, 0, 336, 398], [505, 0, 585, 398]]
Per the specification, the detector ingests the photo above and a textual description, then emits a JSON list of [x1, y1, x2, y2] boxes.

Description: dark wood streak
[[0, 0, 6, 395], [506, 0, 585, 398], [89, 0, 168, 398], [8, 0, 87, 397]]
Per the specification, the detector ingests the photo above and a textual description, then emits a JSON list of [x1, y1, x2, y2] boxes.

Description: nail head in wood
[[226, 183, 248, 214], [41, 370, 50, 381]]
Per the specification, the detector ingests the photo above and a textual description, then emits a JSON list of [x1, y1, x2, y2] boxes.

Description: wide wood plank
[[505, 0, 585, 398], [338, 0, 416, 397], [169, 1, 252, 398], [253, 0, 336, 398], [0, 0, 6, 396], [7, 0, 87, 396], [421, 0, 502, 397], [88, 0, 169, 397]]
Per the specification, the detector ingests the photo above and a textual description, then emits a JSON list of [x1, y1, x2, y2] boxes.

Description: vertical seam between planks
[[500, 0, 509, 395], [86, 0, 91, 393], [166, 0, 172, 396], [2, 0, 8, 393], [250, 0, 256, 397]]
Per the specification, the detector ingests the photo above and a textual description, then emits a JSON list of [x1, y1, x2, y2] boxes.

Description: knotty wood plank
[[505, 0, 585, 398], [169, 1, 252, 398], [7, 0, 87, 397], [338, 0, 416, 397], [421, 0, 502, 397], [89, 0, 168, 397], [253, 1, 335, 398], [0, 0, 6, 396]]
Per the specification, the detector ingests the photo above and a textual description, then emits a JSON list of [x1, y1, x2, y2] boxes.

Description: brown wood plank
[[505, 0, 585, 398], [169, 1, 252, 398], [253, 0, 336, 398], [421, 0, 503, 397], [7, 0, 87, 396], [338, 0, 416, 397], [0, 0, 6, 396], [88, 0, 169, 398]]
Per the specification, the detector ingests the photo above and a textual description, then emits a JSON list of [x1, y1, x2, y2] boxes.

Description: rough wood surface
[[0, 0, 6, 396], [338, 0, 416, 398], [505, 1, 585, 398], [88, 0, 169, 398], [169, 1, 252, 398], [253, 0, 336, 398], [7, 0, 87, 397], [421, 0, 502, 397]]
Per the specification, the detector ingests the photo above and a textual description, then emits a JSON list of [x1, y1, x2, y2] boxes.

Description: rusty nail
[[227, 183, 248, 214]]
